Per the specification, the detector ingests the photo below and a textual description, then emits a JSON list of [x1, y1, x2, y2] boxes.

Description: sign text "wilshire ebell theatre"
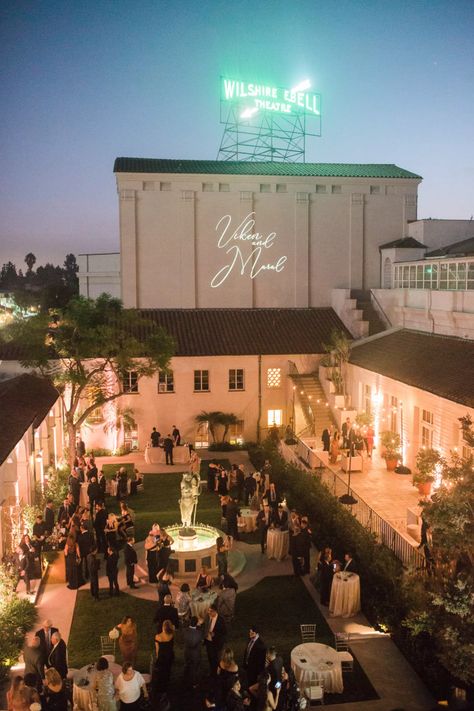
[[221, 78, 321, 117]]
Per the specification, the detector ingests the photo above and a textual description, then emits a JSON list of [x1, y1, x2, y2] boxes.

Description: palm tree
[[195, 411, 223, 443], [24, 252, 36, 273], [217, 412, 240, 442], [103, 406, 137, 452], [324, 329, 352, 400]]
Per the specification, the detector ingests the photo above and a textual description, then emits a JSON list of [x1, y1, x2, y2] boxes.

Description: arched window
[[383, 257, 392, 288]]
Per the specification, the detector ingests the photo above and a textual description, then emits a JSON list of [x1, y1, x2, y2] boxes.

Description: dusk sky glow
[[1, 0, 473, 267]]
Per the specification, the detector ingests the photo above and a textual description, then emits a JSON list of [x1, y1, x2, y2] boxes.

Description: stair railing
[[370, 290, 392, 328]]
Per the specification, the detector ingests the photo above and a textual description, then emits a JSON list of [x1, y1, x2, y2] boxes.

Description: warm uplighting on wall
[[371, 390, 383, 448]]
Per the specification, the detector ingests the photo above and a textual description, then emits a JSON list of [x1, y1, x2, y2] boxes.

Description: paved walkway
[[31, 450, 436, 709]]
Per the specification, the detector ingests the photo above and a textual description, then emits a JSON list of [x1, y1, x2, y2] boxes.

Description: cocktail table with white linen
[[329, 572, 361, 618], [266, 528, 289, 560], [291, 643, 343, 694], [190, 590, 217, 620], [72, 661, 121, 711], [238, 508, 258, 533]]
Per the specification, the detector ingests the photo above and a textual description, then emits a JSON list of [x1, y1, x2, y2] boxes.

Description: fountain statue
[[179, 470, 201, 530]]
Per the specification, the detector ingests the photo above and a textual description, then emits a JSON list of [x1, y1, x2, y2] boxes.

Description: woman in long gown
[[317, 547, 335, 606], [152, 619, 175, 696], [94, 657, 117, 711], [216, 647, 239, 707], [117, 617, 138, 666], [216, 536, 229, 579], [329, 431, 340, 464], [64, 534, 81, 589]]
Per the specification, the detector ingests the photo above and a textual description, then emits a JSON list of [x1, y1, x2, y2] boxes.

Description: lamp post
[[339, 429, 358, 507]]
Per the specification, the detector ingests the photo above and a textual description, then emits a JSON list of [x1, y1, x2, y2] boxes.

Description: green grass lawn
[[101, 463, 135, 479]]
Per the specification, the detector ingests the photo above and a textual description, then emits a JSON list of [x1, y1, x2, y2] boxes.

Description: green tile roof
[[114, 158, 422, 180]]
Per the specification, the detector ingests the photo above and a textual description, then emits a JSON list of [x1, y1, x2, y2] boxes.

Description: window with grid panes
[[122, 371, 138, 393], [194, 370, 209, 391], [267, 368, 281, 388], [158, 370, 174, 393], [421, 409, 434, 447], [229, 369, 244, 391]]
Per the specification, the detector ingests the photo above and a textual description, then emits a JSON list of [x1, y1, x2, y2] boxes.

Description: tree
[[323, 329, 352, 399], [63, 253, 79, 291], [2, 294, 174, 469], [24, 253, 36, 273], [195, 411, 224, 443], [0, 262, 19, 290]]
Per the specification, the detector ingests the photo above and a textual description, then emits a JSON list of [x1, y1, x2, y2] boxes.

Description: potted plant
[[380, 431, 402, 471], [413, 448, 441, 496]]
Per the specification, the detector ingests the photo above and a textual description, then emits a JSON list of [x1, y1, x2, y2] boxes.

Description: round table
[[72, 661, 121, 710], [329, 572, 361, 618], [108, 479, 132, 497], [291, 643, 343, 694], [266, 528, 289, 560], [190, 590, 217, 620], [238, 508, 258, 533]]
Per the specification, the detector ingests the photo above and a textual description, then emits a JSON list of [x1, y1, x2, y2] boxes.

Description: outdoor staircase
[[350, 289, 386, 336], [290, 372, 335, 438]]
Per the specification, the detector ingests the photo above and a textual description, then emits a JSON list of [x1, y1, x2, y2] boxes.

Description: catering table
[[238, 508, 258, 533], [190, 590, 217, 620], [329, 572, 361, 618], [145, 444, 191, 465], [108, 478, 132, 497], [291, 643, 343, 694], [72, 661, 121, 710], [266, 528, 289, 561]]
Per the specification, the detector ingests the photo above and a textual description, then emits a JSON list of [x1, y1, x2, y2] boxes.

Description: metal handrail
[[370, 289, 392, 327]]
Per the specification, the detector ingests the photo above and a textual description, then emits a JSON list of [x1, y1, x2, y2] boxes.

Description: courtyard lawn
[[68, 576, 378, 706]]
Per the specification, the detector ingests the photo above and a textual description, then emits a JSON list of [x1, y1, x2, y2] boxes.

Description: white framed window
[[194, 370, 209, 392], [267, 368, 281, 388], [228, 419, 244, 444], [122, 371, 138, 393], [124, 425, 138, 451], [158, 370, 174, 393], [421, 409, 434, 448], [267, 409, 282, 427], [229, 368, 244, 391], [195, 421, 209, 449]]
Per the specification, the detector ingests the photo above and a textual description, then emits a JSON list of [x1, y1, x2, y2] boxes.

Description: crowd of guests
[[149, 425, 182, 465], [321, 419, 374, 464]]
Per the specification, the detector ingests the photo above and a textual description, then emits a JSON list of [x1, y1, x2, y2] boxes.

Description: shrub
[[207, 441, 248, 451], [0, 564, 36, 683], [87, 448, 112, 457]]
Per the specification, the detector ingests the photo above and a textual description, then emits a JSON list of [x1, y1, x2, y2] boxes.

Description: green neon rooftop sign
[[221, 77, 321, 118]]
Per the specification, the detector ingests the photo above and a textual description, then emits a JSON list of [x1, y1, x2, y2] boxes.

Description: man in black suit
[[105, 546, 120, 596], [48, 631, 68, 679], [68, 469, 81, 508], [87, 477, 102, 517], [272, 504, 288, 531], [243, 474, 256, 506], [265, 646, 284, 695], [182, 616, 204, 688], [35, 619, 58, 667], [94, 501, 108, 554], [225, 498, 240, 540], [150, 427, 160, 447], [154, 594, 180, 631], [267, 483, 279, 513], [256, 503, 271, 553], [78, 524, 94, 580], [321, 428, 331, 452], [243, 625, 266, 686], [87, 546, 100, 600], [163, 434, 174, 465], [124, 537, 138, 589], [98, 470, 107, 499], [299, 517, 313, 575], [343, 552, 357, 573], [57, 496, 75, 526], [203, 604, 226, 675], [172, 425, 181, 446], [43, 500, 55, 534]]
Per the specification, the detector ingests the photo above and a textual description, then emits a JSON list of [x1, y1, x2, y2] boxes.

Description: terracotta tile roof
[[135, 308, 350, 356], [379, 237, 426, 250], [0, 374, 58, 466], [350, 330, 474, 408], [114, 157, 422, 180]]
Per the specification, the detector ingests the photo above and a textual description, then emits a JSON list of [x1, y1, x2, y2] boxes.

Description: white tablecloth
[[73, 662, 121, 710], [108, 479, 132, 497], [190, 590, 217, 620], [145, 444, 191, 464], [266, 528, 289, 560], [329, 572, 361, 618], [291, 643, 343, 694], [238, 508, 258, 533]]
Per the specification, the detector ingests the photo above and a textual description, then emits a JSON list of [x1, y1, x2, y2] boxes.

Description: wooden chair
[[100, 635, 116, 658], [337, 650, 354, 673], [304, 672, 324, 706], [334, 632, 350, 651], [300, 624, 317, 643]]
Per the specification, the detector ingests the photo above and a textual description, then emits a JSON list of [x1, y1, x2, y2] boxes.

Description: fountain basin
[[167, 523, 222, 578]]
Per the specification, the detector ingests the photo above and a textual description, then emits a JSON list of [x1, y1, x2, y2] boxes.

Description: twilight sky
[[1, 0, 473, 269]]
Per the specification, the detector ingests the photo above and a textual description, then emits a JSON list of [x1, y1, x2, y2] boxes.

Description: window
[[158, 370, 174, 393], [276, 183, 287, 193], [202, 182, 214, 192], [124, 425, 138, 451], [122, 371, 138, 393], [267, 409, 282, 427], [370, 185, 380, 194], [228, 419, 244, 444], [331, 185, 342, 194], [316, 184, 326, 193], [267, 368, 281, 388], [143, 181, 154, 191], [260, 183, 271, 193], [194, 370, 209, 391], [421, 409, 434, 448], [364, 384, 372, 415], [390, 396, 398, 433], [219, 183, 230, 192], [195, 421, 208, 449], [160, 182, 171, 191], [229, 368, 244, 391]]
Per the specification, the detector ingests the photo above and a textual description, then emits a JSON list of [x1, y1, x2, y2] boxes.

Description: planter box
[[341, 454, 363, 472]]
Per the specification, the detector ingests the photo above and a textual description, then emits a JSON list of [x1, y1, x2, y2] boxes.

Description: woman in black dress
[[317, 546, 335, 606], [152, 619, 175, 697], [157, 529, 174, 571], [42, 667, 68, 711], [216, 469, 229, 496], [64, 534, 81, 589], [216, 536, 229, 579]]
